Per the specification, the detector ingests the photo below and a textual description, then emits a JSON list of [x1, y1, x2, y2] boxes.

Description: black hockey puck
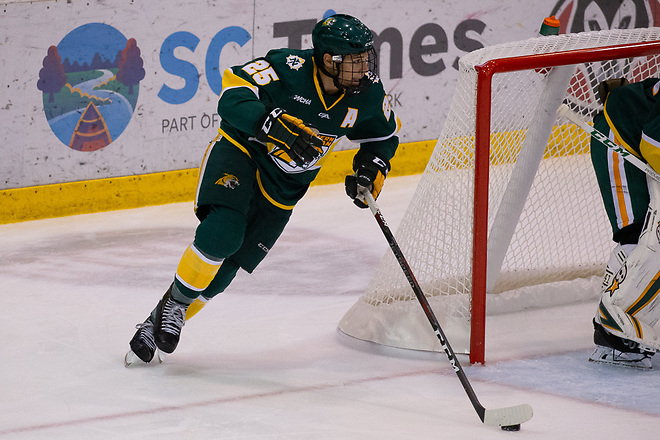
[[501, 424, 521, 431]]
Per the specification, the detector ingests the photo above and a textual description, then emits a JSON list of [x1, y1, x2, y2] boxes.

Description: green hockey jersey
[[604, 77, 660, 172], [216, 48, 400, 207]]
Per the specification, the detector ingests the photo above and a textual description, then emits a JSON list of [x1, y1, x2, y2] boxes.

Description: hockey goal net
[[339, 28, 660, 364]]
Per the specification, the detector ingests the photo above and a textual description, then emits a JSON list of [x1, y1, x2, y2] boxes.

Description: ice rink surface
[[2, 175, 658, 439]]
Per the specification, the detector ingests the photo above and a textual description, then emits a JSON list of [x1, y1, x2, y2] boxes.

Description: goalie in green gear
[[126, 13, 401, 366], [589, 78, 660, 370]]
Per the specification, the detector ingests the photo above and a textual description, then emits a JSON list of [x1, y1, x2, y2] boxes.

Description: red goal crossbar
[[470, 40, 660, 364]]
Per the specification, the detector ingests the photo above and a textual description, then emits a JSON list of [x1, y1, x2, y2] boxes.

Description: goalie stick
[[361, 190, 534, 429], [556, 103, 660, 182]]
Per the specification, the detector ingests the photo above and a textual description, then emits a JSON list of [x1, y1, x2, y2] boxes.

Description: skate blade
[[588, 354, 652, 370], [124, 349, 164, 367]]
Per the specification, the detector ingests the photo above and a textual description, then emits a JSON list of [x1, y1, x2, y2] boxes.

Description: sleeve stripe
[[603, 107, 643, 159], [348, 112, 401, 144], [640, 131, 660, 172]]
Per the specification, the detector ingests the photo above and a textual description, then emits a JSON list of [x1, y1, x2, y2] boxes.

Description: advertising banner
[[2, 0, 659, 189]]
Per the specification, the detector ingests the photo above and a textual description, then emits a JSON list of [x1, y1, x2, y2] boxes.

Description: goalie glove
[[255, 108, 323, 167], [345, 153, 389, 209]]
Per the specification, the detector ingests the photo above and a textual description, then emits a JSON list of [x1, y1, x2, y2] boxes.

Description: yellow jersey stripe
[[195, 131, 224, 212], [218, 128, 252, 157], [312, 58, 345, 111], [256, 170, 295, 210], [640, 132, 660, 173], [219, 68, 259, 99], [603, 110, 643, 160]]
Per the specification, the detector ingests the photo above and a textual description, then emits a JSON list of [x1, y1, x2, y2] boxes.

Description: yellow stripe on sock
[[185, 297, 209, 320], [175, 244, 222, 291]]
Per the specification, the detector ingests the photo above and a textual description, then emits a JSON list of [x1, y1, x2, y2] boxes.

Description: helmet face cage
[[330, 47, 377, 96]]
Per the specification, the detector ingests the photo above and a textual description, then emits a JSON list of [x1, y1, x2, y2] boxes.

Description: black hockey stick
[[361, 191, 533, 429]]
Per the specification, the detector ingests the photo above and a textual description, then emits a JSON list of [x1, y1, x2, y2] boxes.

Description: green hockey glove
[[345, 153, 389, 208], [255, 108, 323, 167]]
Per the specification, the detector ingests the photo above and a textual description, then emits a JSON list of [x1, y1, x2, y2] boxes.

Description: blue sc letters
[[158, 26, 251, 105]]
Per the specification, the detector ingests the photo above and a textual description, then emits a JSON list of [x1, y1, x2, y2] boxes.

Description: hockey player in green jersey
[[589, 77, 660, 370], [125, 14, 401, 365]]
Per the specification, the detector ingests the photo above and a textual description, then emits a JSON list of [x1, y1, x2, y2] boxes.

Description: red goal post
[[471, 39, 660, 363], [339, 29, 660, 364]]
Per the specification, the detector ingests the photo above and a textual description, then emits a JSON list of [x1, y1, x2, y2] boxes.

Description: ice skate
[[125, 319, 163, 367], [588, 320, 654, 370], [154, 285, 189, 354], [589, 345, 653, 370]]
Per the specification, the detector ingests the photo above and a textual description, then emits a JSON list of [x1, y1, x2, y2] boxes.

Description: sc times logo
[[37, 23, 145, 152]]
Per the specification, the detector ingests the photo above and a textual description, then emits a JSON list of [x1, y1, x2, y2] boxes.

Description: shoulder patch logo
[[366, 70, 380, 84], [286, 55, 305, 71], [216, 173, 240, 189]]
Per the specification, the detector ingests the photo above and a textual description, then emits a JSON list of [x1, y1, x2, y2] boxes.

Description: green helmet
[[312, 14, 374, 60], [312, 14, 377, 95]]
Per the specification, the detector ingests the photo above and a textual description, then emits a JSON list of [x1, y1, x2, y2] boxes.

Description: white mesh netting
[[339, 28, 660, 355]]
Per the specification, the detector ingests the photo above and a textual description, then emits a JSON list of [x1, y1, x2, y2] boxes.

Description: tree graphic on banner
[[37, 46, 67, 103], [116, 38, 145, 94]]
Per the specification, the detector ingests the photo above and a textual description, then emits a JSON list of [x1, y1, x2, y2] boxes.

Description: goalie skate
[[589, 320, 655, 370], [589, 346, 653, 370]]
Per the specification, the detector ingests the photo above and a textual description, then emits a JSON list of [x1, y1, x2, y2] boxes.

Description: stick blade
[[483, 404, 533, 427]]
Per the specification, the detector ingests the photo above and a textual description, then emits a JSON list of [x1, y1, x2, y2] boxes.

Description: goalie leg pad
[[596, 177, 660, 350], [597, 294, 660, 351], [601, 243, 636, 292]]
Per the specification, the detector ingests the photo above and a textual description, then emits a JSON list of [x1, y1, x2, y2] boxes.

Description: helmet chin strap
[[319, 53, 370, 96], [317, 56, 346, 95], [330, 55, 347, 93], [331, 73, 348, 95]]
